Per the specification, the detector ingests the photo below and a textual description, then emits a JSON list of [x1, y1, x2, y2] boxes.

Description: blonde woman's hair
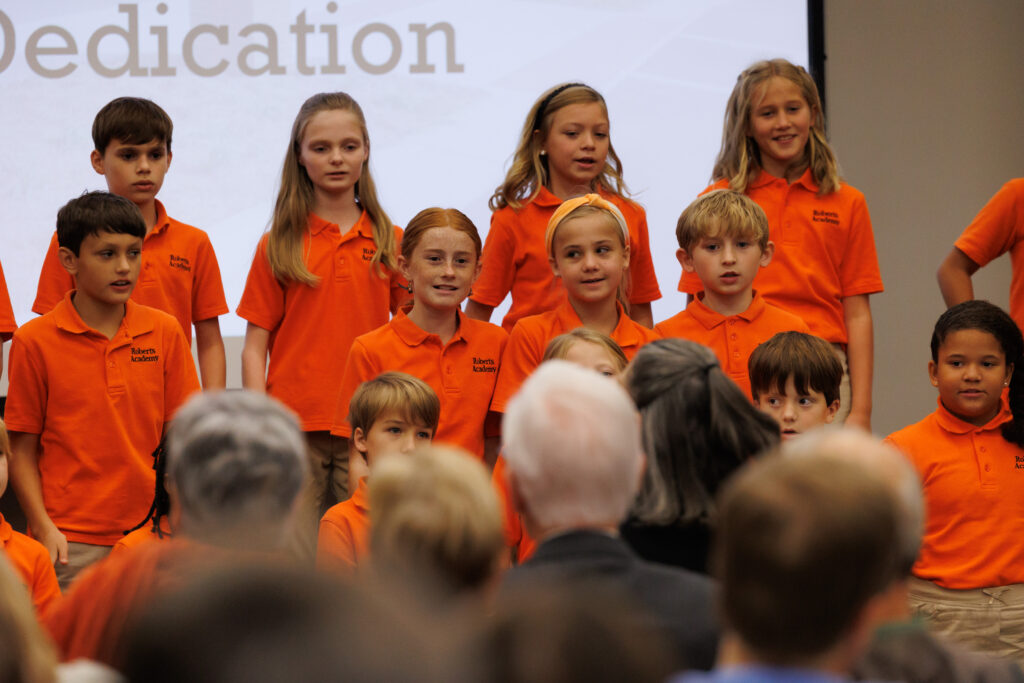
[[489, 83, 630, 211], [713, 59, 840, 195], [0, 555, 57, 683], [268, 92, 397, 285], [370, 445, 503, 594], [675, 189, 771, 254], [542, 328, 629, 374]]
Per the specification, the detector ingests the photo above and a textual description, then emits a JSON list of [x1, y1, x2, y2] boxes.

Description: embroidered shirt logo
[[812, 210, 839, 226], [169, 254, 191, 272], [1016, 455, 1024, 470], [131, 346, 159, 363], [362, 247, 376, 262], [472, 357, 497, 373]]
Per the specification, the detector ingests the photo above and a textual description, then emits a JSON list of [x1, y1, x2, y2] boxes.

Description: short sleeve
[[162, 321, 201, 422], [389, 226, 411, 313], [622, 203, 662, 304], [3, 332, 48, 434], [838, 191, 884, 297], [954, 179, 1024, 268], [189, 232, 229, 323], [470, 209, 518, 307], [330, 338, 379, 437], [32, 232, 73, 315], [0, 260, 15, 340], [316, 511, 357, 572], [236, 236, 286, 332], [489, 321, 542, 413]]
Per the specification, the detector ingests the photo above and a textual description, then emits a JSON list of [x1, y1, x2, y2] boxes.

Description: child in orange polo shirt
[[32, 97, 228, 389], [681, 59, 883, 430], [494, 328, 629, 565], [938, 178, 1024, 332], [0, 418, 60, 614], [657, 190, 809, 400], [238, 93, 407, 551], [491, 195, 660, 413], [4, 192, 200, 588], [0, 259, 14, 383], [331, 208, 507, 465], [465, 82, 660, 331], [885, 301, 1024, 661], [318, 372, 439, 573], [748, 331, 842, 440]]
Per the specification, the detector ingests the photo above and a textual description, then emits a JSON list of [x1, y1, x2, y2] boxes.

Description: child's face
[[298, 109, 367, 200], [353, 410, 434, 466], [59, 230, 142, 309], [549, 215, 629, 306], [929, 329, 1012, 427], [678, 228, 772, 309], [755, 377, 839, 440], [399, 227, 481, 313], [541, 102, 609, 197], [91, 138, 171, 208], [564, 340, 620, 377], [747, 77, 812, 178]]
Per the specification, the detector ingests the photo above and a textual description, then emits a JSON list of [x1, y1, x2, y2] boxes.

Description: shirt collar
[[390, 307, 466, 347], [554, 301, 638, 345], [687, 291, 766, 329], [934, 395, 1013, 435], [749, 168, 819, 193], [53, 293, 154, 341], [146, 199, 171, 240], [309, 210, 372, 239]]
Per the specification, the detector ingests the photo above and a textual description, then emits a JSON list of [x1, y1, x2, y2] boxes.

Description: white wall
[[824, 0, 1024, 436]]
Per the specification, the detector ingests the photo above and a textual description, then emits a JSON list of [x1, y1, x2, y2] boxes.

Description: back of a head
[[501, 361, 643, 531], [479, 582, 675, 683], [626, 338, 779, 525], [166, 391, 308, 548], [714, 454, 901, 665], [122, 564, 448, 683], [0, 556, 55, 683], [369, 446, 503, 596]]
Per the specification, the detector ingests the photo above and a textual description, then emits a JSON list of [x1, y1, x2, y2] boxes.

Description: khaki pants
[[909, 576, 1024, 663], [290, 431, 350, 564], [55, 542, 112, 591]]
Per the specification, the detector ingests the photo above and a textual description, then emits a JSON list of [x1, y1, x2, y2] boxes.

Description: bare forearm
[[194, 318, 227, 389], [241, 323, 270, 392], [629, 302, 654, 329], [464, 300, 494, 323], [937, 248, 979, 309], [843, 295, 874, 430]]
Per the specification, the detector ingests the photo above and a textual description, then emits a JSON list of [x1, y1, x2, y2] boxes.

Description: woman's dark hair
[[625, 338, 780, 525], [931, 300, 1024, 447]]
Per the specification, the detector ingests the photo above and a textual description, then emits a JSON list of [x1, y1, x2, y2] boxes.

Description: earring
[[540, 150, 547, 156]]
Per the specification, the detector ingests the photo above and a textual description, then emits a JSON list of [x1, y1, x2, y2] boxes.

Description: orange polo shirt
[[4, 295, 200, 545], [678, 171, 883, 344], [490, 301, 660, 413], [316, 476, 370, 573], [331, 310, 507, 458], [885, 398, 1024, 589], [491, 455, 538, 563], [0, 512, 61, 614], [654, 291, 810, 400], [32, 200, 228, 345], [472, 187, 662, 332], [0, 259, 15, 341], [953, 178, 1024, 332], [237, 212, 408, 432], [111, 518, 173, 555]]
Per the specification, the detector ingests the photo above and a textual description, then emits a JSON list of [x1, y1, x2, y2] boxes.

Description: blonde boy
[[32, 97, 228, 388], [316, 372, 440, 573], [655, 190, 809, 399], [748, 331, 842, 440]]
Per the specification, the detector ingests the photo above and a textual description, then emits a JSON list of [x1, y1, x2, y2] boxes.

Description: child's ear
[[352, 427, 369, 457], [928, 360, 939, 388], [824, 398, 841, 424], [1005, 362, 1014, 387], [549, 255, 561, 279], [676, 248, 695, 273], [397, 254, 411, 283], [472, 257, 483, 284], [760, 240, 775, 267], [621, 243, 631, 266], [58, 246, 78, 276], [90, 149, 105, 176]]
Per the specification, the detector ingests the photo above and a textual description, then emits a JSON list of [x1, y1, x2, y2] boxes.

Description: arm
[[937, 247, 980, 309], [464, 300, 494, 323], [629, 302, 654, 328], [8, 432, 67, 565], [193, 317, 226, 390], [241, 323, 271, 392], [842, 294, 874, 432]]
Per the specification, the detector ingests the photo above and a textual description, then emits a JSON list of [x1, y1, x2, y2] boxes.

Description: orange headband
[[544, 194, 629, 256]]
